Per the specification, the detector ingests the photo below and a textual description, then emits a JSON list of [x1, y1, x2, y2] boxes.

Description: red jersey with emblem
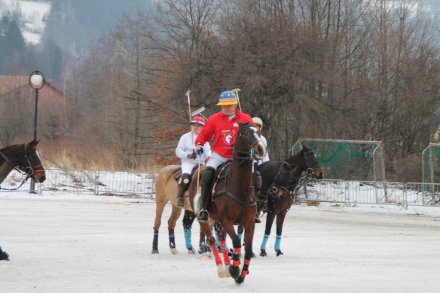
[[195, 110, 254, 158]]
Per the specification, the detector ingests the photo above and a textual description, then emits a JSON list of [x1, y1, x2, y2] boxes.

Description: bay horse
[[152, 164, 209, 254], [192, 122, 266, 284], [256, 144, 323, 257], [0, 139, 46, 186]]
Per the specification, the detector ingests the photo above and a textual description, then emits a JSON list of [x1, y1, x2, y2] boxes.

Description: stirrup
[[197, 209, 208, 222], [176, 196, 184, 207]]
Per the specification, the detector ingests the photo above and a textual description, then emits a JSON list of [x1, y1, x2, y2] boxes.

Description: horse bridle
[[270, 150, 318, 199], [0, 143, 42, 186], [233, 126, 263, 161]]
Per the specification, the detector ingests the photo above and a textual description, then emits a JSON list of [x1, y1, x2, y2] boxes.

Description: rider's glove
[[187, 151, 197, 160], [195, 144, 204, 155]]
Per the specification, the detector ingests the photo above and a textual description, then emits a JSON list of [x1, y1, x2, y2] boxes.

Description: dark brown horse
[[256, 144, 323, 257], [0, 139, 46, 262], [192, 122, 266, 284], [0, 140, 46, 186]]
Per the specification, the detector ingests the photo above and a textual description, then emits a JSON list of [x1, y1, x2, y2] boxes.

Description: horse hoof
[[217, 265, 230, 278], [235, 276, 245, 284], [198, 244, 210, 254], [187, 247, 195, 254], [151, 249, 159, 254], [250, 252, 256, 258], [170, 248, 178, 255], [229, 266, 240, 278], [260, 250, 267, 257], [224, 265, 231, 277], [276, 250, 283, 256]]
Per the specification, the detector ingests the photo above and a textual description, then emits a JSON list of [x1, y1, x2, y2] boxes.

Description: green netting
[[292, 139, 385, 181], [422, 144, 440, 183]]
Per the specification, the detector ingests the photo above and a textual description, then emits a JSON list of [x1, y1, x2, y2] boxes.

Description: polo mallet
[[185, 90, 203, 196], [231, 88, 242, 111], [185, 90, 192, 122], [191, 106, 207, 120]]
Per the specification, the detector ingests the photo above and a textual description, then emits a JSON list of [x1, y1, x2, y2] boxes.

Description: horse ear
[[30, 140, 40, 147]]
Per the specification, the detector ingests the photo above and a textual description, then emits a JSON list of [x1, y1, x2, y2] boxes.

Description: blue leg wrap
[[260, 234, 269, 251], [274, 235, 281, 251], [184, 227, 192, 249]]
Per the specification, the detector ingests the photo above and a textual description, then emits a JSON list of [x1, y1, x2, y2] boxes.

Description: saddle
[[171, 165, 202, 182], [210, 161, 232, 200]]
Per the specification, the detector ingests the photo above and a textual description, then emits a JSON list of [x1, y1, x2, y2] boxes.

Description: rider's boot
[[176, 173, 191, 207], [197, 167, 216, 222]]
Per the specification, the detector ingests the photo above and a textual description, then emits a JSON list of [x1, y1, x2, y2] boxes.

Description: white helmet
[[252, 117, 263, 129]]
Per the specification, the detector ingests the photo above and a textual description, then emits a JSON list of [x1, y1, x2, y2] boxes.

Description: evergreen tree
[[0, 15, 26, 73]]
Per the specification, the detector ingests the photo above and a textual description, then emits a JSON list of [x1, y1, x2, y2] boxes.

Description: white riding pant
[[181, 161, 199, 175], [206, 152, 230, 170]]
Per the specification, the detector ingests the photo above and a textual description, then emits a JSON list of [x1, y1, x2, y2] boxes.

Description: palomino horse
[[0, 139, 46, 186], [0, 139, 46, 262], [256, 144, 323, 256], [152, 164, 208, 254], [192, 122, 266, 284]]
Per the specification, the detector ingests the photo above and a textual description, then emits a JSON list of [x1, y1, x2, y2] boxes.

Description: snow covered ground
[[1, 191, 440, 293]]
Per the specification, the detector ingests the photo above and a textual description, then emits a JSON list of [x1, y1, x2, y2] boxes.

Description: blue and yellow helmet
[[217, 91, 238, 106]]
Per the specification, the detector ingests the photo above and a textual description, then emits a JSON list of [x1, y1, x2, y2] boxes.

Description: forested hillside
[[2, 0, 440, 181]]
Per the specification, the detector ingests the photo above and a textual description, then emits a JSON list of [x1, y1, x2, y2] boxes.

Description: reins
[[213, 125, 263, 224], [267, 151, 318, 200]]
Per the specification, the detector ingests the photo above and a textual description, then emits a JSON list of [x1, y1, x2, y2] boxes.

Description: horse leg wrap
[[232, 248, 241, 268], [274, 235, 281, 251], [184, 227, 192, 250], [210, 244, 223, 266], [260, 233, 269, 251], [168, 228, 175, 249], [229, 248, 241, 278], [152, 228, 159, 252], [220, 240, 231, 265], [241, 259, 251, 277]]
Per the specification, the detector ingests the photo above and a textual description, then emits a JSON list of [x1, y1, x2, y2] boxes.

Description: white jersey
[[175, 131, 212, 165]]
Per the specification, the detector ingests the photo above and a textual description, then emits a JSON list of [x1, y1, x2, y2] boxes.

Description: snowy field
[[1, 191, 440, 293]]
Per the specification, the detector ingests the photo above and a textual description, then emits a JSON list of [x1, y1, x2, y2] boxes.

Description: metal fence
[[300, 179, 440, 208], [0, 168, 156, 198], [2, 169, 440, 209]]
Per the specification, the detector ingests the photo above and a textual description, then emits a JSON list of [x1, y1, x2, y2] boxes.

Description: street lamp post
[[29, 71, 45, 193]]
